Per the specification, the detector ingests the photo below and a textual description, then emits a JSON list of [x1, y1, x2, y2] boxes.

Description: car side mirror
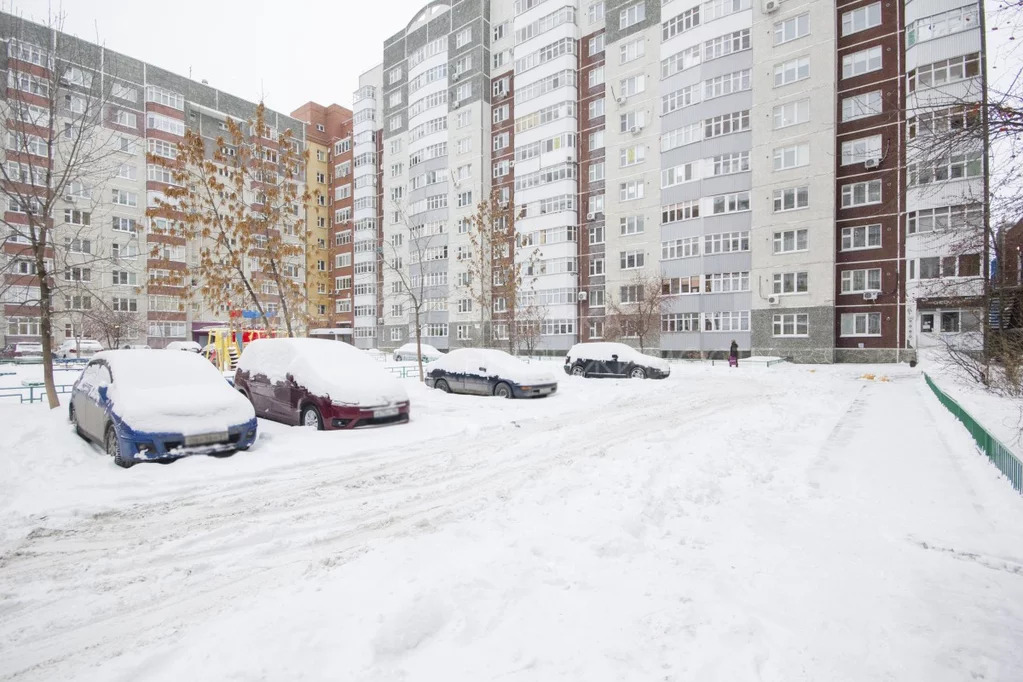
[[611, 354, 619, 361], [97, 385, 108, 402], [479, 367, 486, 372]]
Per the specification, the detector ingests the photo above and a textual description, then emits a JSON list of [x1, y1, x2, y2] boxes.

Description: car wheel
[[435, 379, 450, 393], [630, 367, 647, 379], [494, 382, 513, 399], [571, 365, 586, 377], [69, 404, 85, 438], [106, 424, 134, 468], [301, 405, 323, 430]]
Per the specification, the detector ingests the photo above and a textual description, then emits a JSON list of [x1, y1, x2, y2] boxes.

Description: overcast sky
[[9, 0, 431, 115]]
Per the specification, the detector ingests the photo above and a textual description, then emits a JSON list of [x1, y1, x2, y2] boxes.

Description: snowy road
[[1, 363, 1022, 681]]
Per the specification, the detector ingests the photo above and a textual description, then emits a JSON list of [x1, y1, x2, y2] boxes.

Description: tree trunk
[[414, 309, 424, 382], [38, 269, 59, 409]]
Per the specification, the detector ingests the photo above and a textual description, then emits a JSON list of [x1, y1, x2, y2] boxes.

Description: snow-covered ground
[[1, 362, 1022, 681]]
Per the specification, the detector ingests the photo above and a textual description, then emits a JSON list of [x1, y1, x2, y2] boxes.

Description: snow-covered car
[[166, 341, 202, 352], [425, 348, 558, 399], [363, 347, 387, 361], [564, 342, 670, 380], [0, 342, 43, 363], [393, 342, 442, 363], [235, 338, 410, 430], [121, 344, 151, 350], [68, 350, 258, 468], [56, 339, 103, 360]]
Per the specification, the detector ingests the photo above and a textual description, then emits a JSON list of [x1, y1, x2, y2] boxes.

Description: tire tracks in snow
[[0, 380, 772, 680]]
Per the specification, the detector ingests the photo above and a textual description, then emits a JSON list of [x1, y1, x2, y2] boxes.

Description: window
[[705, 29, 750, 61], [909, 152, 984, 186], [908, 5, 980, 47], [705, 69, 751, 99], [620, 215, 644, 235], [589, 34, 605, 56], [841, 180, 882, 208], [712, 192, 750, 215], [842, 3, 881, 36], [662, 200, 700, 224], [705, 272, 749, 293], [111, 270, 137, 286], [773, 229, 808, 254], [387, 66, 402, 85], [908, 204, 983, 234], [112, 216, 138, 233], [662, 237, 699, 260], [588, 1, 605, 24], [456, 27, 472, 48], [705, 110, 750, 138], [775, 13, 809, 44], [841, 312, 881, 337], [773, 272, 808, 295], [493, 105, 510, 124], [843, 46, 883, 79], [619, 110, 646, 133], [457, 191, 473, 207], [773, 186, 809, 212], [493, 77, 510, 98], [774, 57, 809, 86], [589, 161, 605, 183], [773, 144, 809, 171], [908, 53, 982, 92], [841, 268, 882, 293], [620, 38, 644, 64], [620, 145, 645, 167], [662, 6, 700, 41], [661, 85, 699, 115], [619, 2, 645, 29], [113, 110, 137, 128], [661, 45, 702, 79], [494, 21, 508, 41], [705, 232, 749, 255], [620, 250, 645, 270], [619, 180, 644, 202], [704, 311, 750, 332], [589, 225, 605, 245], [589, 129, 605, 151], [457, 137, 471, 154], [111, 189, 137, 207], [588, 66, 605, 89], [661, 163, 692, 187], [842, 91, 882, 121], [841, 224, 882, 251], [9, 40, 48, 67], [773, 314, 809, 337], [147, 112, 185, 136], [589, 258, 605, 276], [841, 135, 883, 166], [586, 99, 605, 120], [662, 313, 700, 333], [493, 132, 510, 151], [620, 75, 645, 98], [774, 99, 810, 128]]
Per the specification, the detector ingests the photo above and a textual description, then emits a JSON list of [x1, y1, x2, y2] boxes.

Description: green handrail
[[924, 373, 1023, 494]]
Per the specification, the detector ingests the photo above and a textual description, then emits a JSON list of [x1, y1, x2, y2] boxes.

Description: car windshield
[[103, 350, 226, 390]]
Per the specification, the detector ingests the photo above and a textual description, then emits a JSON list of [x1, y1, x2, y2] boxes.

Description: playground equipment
[[202, 327, 273, 371]]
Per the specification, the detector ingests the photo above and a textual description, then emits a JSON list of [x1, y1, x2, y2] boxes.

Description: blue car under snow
[[70, 350, 257, 468]]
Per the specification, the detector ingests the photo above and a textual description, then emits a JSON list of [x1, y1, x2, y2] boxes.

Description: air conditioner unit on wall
[[616, 96, 627, 105], [865, 158, 880, 169], [586, 212, 595, 220], [768, 295, 780, 305], [863, 291, 879, 301], [763, 0, 781, 13]]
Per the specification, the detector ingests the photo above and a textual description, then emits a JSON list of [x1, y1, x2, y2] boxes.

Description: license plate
[[374, 407, 399, 418], [185, 431, 228, 446]]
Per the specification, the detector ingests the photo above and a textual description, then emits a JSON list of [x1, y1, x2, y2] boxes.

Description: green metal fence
[[924, 373, 1023, 494]]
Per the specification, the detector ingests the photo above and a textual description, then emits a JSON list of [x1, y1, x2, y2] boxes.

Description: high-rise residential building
[[290, 101, 354, 332], [342, 0, 986, 362], [0, 12, 307, 349]]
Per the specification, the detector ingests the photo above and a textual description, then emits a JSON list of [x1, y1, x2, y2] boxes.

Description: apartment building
[[342, 0, 988, 362], [0, 12, 307, 349]]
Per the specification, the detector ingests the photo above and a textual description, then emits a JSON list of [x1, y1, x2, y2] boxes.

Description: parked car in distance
[[426, 348, 558, 398], [166, 340, 202, 352], [0, 342, 43, 363], [564, 342, 670, 379], [235, 338, 410, 430], [363, 347, 387, 362], [69, 350, 257, 468], [393, 342, 442, 363], [121, 344, 151, 350], [56, 339, 103, 360]]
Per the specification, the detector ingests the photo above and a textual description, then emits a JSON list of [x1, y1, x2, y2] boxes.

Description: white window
[[620, 215, 644, 235], [841, 224, 882, 251], [387, 66, 402, 85], [705, 69, 751, 99], [773, 272, 808, 295], [620, 249, 645, 270], [589, 129, 604, 151], [494, 21, 508, 41], [841, 312, 881, 337], [773, 229, 808, 254], [775, 13, 809, 44], [493, 77, 509, 97], [661, 163, 693, 187], [842, 3, 882, 36], [493, 132, 510, 150], [588, 161, 605, 182], [841, 135, 883, 166], [589, 99, 605, 119], [662, 6, 701, 41], [589, 34, 605, 56], [620, 38, 644, 64], [493, 104, 510, 124], [907, 5, 981, 47], [773, 99, 810, 129], [619, 180, 644, 202], [908, 53, 981, 92], [712, 192, 750, 215], [773, 144, 810, 171], [704, 110, 749, 138], [619, 2, 645, 29], [712, 152, 749, 176], [457, 111, 472, 129], [456, 27, 472, 48], [455, 83, 472, 102], [619, 74, 645, 97], [619, 110, 646, 133], [842, 91, 882, 121], [620, 145, 645, 167], [841, 180, 882, 207], [843, 46, 883, 79], [705, 232, 749, 255], [145, 85, 184, 110], [111, 189, 137, 207], [841, 268, 882, 293], [147, 112, 185, 136], [457, 191, 473, 207], [388, 91, 402, 108], [113, 110, 137, 128], [773, 314, 809, 337], [774, 57, 809, 86], [457, 137, 471, 154], [588, 66, 605, 89]]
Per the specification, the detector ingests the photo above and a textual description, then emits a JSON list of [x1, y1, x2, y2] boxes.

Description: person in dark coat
[[728, 340, 739, 367]]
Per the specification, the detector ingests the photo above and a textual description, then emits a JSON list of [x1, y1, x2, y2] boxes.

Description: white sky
[[9, 0, 431, 114]]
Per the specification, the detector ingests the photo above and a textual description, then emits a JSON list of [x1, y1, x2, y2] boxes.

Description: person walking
[[728, 339, 739, 368]]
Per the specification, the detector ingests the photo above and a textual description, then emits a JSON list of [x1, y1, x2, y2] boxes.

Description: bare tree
[[0, 12, 128, 408], [82, 305, 144, 349], [381, 200, 442, 382], [148, 103, 309, 336], [514, 299, 547, 359], [604, 273, 666, 354]]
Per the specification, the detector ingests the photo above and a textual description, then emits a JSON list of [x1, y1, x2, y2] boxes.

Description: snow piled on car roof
[[566, 342, 669, 371], [239, 338, 408, 407], [429, 348, 557, 385]]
